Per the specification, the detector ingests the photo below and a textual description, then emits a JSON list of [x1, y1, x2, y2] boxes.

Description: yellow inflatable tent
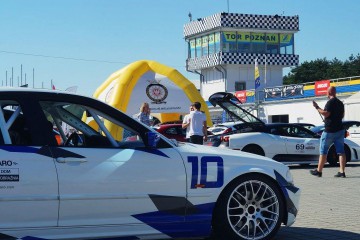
[[93, 60, 212, 127]]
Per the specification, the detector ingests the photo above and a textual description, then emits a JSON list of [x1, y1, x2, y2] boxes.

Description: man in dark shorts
[[310, 86, 346, 178]]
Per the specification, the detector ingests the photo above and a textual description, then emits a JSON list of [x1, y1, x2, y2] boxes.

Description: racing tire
[[242, 144, 265, 156], [327, 145, 351, 167], [212, 174, 285, 240]]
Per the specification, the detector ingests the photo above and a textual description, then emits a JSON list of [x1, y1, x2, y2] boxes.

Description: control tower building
[[183, 12, 299, 100]]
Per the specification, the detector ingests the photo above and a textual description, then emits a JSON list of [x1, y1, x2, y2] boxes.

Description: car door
[[39, 100, 187, 227], [0, 99, 58, 228], [283, 125, 319, 159]]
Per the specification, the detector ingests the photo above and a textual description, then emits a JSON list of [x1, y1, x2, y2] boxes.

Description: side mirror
[[146, 132, 160, 148]]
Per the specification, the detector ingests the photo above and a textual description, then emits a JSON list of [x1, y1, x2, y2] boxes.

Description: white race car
[[208, 92, 360, 166], [0, 88, 300, 240]]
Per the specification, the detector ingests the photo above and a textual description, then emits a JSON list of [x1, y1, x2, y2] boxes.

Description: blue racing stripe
[[0, 146, 39, 153], [135, 148, 169, 158]]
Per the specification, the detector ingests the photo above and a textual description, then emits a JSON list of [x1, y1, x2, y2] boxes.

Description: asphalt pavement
[[275, 162, 360, 240]]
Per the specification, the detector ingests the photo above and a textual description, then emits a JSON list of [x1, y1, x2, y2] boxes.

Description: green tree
[[283, 54, 360, 84]]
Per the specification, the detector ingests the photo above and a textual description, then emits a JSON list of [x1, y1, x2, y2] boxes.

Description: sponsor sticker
[[0, 168, 19, 182]]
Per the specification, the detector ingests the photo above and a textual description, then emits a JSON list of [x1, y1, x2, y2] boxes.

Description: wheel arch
[[327, 143, 351, 166], [241, 143, 266, 156]]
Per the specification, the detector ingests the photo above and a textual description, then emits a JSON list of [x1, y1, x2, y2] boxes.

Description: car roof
[[0, 87, 80, 94], [290, 122, 315, 126], [0, 88, 131, 120], [312, 120, 360, 128], [213, 121, 244, 127], [155, 123, 182, 128], [0, 87, 94, 101], [265, 123, 297, 126]]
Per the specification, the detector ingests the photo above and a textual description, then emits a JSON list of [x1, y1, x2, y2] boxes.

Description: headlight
[[286, 169, 294, 185]]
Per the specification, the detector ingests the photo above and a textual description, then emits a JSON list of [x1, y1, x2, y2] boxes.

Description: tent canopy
[[93, 60, 212, 126]]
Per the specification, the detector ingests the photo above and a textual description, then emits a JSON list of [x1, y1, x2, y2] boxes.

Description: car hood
[[208, 92, 265, 126], [176, 142, 288, 171]]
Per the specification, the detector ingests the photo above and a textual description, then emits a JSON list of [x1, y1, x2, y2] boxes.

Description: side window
[[165, 127, 178, 135], [286, 126, 314, 138], [180, 127, 186, 136], [0, 101, 32, 146], [348, 123, 360, 131], [39, 101, 146, 149], [270, 128, 280, 135]]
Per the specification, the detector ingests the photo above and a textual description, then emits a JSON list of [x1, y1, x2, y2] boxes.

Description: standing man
[[182, 105, 194, 142], [310, 86, 346, 178], [186, 102, 207, 145]]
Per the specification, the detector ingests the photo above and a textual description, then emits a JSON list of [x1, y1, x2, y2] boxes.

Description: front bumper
[[283, 184, 301, 226], [274, 170, 301, 226]]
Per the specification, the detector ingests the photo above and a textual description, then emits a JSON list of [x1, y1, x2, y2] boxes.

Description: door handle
[[56, 157, 88, 163]]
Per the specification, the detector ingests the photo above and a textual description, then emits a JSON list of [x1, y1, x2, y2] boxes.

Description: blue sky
[[1, 0, 359, 96]]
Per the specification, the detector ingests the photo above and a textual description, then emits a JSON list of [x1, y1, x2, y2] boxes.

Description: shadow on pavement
[[195, 227, 360, 240], [289, 162, 360, 170], [275, 226, 360, 240]]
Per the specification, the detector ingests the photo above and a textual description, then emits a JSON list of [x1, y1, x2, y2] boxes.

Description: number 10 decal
[[188, 156, 224, 189]]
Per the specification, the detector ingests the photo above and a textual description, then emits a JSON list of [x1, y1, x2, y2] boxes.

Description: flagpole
[[255, 58, 257, 90], [264, 55, 267, 88], [254, 58, 260, 104]]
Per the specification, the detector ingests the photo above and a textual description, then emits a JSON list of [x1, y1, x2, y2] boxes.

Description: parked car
[[290, 123, 315, 130], [207, 121, 244, 135], [311, 120, 360, 146], [153, 123, 213, 142], [0, 88, 300, 240], [152, 123, 187, 142], [208, 92, 360, 166]]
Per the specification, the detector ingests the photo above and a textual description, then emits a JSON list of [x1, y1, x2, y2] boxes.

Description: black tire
[[212, 174, 285, 240], [327, 145, 351, 166], [242, 144, 265, 156]]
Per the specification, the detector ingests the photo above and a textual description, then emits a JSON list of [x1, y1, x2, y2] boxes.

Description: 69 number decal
[[188, 156, 224, 189], [296, 144, 305, 150]]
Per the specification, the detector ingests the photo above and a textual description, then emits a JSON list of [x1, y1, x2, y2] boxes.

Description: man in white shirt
[[182, 105, 194, 142], [185, 102, 207, 145]]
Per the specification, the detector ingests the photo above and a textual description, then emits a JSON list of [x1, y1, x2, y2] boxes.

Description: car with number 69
[[0, 88, 300, 240], [208, 92, 360, 166]]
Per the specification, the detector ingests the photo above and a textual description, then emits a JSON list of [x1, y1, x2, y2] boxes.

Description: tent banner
[[126, 71, 192, 116]]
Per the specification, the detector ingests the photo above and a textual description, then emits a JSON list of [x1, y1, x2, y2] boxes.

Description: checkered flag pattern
[[187, 52, 299, 70], [184, 13, 299, 37]]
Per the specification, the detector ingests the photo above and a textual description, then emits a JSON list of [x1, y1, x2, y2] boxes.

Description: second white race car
[[208, 92, 360, 166]]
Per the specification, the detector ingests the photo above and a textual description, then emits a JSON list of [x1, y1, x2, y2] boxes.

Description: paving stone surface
[[275, 162, 360, 240]]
